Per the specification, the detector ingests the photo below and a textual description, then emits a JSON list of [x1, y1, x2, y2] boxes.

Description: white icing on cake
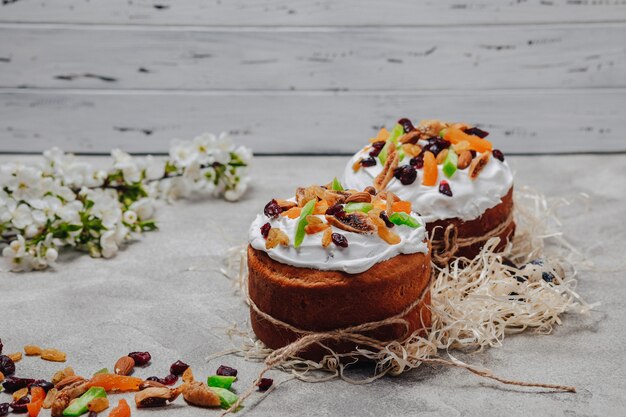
[[249, 198, 428, 274], [343, 148, 513, 223]]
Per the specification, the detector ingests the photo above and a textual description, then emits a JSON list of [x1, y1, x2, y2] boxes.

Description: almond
[[55, 375, 86, 390], [457, 150, 473, 170], [345, 191, 372, 204], [114, 356, 135, 376], [436, 149, 448, 165]]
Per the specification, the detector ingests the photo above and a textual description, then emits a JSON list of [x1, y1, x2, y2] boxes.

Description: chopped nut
[[345, 192, 372, 204], [7, 352, 22, 362], [114, 356, 135, 376], [52, 367, 75, 385], [457, 150, 473, 169], [24, 345, 42, 356], [51, 391, 71, 417], [56, 375, 86, 390], [468, 152, 491, 180], [436, 149, 449, 165], [325, 211, 376, 235], [295, 185, 325, 207], [265, 228, 290, 250], [321, 228, 332, 248], [87, 397, 110, 413], [41, 348, 66, 362], [373, 146, 399, 191], [323, 190, 351, 206], [418, 119, 449, 137], [13, 387, 29, 400], [182, 367, 195, 383], [182, 381, 221, 408], [42, 387, 58, 409], [135, 387, 180, 408]]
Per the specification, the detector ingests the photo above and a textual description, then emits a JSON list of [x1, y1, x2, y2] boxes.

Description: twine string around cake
[[430, 209, 515, 265]]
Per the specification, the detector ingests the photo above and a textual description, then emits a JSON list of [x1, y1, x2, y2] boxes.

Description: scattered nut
[[42, 387, 58, 409], [51, 391, 71, 417], [182, 381, 221, 408], [24, 345, 42, 356], [345, 191, 372, 204], [364, 186, 377, 196], [52, 367, 75, 385], [55, 375, 86, 390], [7, 352, 22, 362], [457, 150, 473, 170], [452, 140, 471, 154], [87, 397, 110, 413], [41, 348, 66, 362], [135, 387, 181, 408], [114, 356, 135, 376]]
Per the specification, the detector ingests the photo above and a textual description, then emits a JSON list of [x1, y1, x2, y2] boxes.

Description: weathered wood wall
[[1, 1, 625, 154]]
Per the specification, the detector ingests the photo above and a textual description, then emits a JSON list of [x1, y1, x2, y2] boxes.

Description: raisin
[[161, 374, 178, 386], [264, 199, 282, 219], [260, 222, 271, 239], [492, 149, 505, 161], [2, 377, 35, 393], [9, 397, 29, 414], [216, 365, 238, 377], [331, 233, 348, 248], [369, 141, 385, 157], [464, 127, 490, 138], [422, 137, 450, 157], [128, 352, 151, 367], [0, 355, 15, 376], [0, 403, 8, 417], [325, 204, 345, 218], [410, 155, 424, 169], [397, 118, 415, 133], [380, 211, 394, 228], [360, 157, 377, 167], [28, 380, 54, 393], [257, 378, 273, 392], [399, 166, 417, 185], [438, 180, 453, 197], [393, 166, 405, 180], [169, 360, 189, 376]]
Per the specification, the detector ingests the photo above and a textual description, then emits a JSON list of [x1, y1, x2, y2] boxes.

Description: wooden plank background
[[0, 1, 625, 154]]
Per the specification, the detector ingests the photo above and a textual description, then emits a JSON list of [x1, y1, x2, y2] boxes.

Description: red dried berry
[[161, 374, 178, 386], [410, 155, 424, 169], [380, 211, 394, 228], [257, 378, 273, 392], [360, 157, 377, 167], [369, 141, 385, 157], [264, 199, 283, 219], [399, 166, 417, 185], [128, 351, 151, 366], [398, 118, 415, 133], [0, 355, 15, 376], [28, 380, 54, 393], [464, 127, 490, 138], [438, 180, 453, 197], [0, 403, 8, 417], [331, 233, 348, 248], [216, 365, 238, 377], [325, 204, 345, 217], [423, 137, 451, 157], [9, 397, 29, 414], [3, 377, 35, 393], [260, 222, 271, 239], [492, 149, 505, 161], [169, 360, 189, 376]]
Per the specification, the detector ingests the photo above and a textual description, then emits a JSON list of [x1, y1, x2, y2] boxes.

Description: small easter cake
[[248, 183, 431, 360], [343, 118, 515, 263]]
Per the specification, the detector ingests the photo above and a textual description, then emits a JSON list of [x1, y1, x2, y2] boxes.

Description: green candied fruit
[[294, 199, 316, 248], [388, 212, 421, 228], [344, 202, 374, 213], [209, 387, 240, 410], [442, 150, 458, 178], [207, 375, 236, 390], [378, 123, 404, 165], [331, 177, 344, 191], [62, 387, 107, 416]]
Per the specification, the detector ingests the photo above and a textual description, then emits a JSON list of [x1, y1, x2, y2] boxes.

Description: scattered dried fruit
[[29, 380, 54, 393], [24, 346, 42, 357], [397, 117, 415, 133], [169, 360, 189, 376], [0, 403, 8, 417], [127, 352, 151, 367], [435, 148, 448, 165], [439, 180, 453, 197], [207, 375, 236, 390], [275, 199, 297, 211], [379, 211, 394, 228], [463, 126, 489, 138], [10, 396, 30, 414], [182, 367, 194, 383], [345, 192, 372, 204], [87, 397, 109, 413], [263, 199, 282, 219], [51, 368, 74, 385], [391, 201, 411, 214], [468, 151, 491, 180], [492, 149, 505, 161], [331, 233, 349, 248], [257, 378, 273, 392], [135, 387, 180, 408], [13, 387, 29, 401], [27, 386, 46, 417], [260, 222, 271, 239], [265, 228, 290, 250], [360, 157, 376, 167], [3, 377, 35, 393], [457, 150, 473, 170], [182, 381, 220, 408], [373, 146, 399, 191], [62, 387, 108, 416], [6, 353, 22, 363], [444, 128, 492, 153], [325, 211, 376, 235], [422, 151, 437, 186], [321, 228, 332, 248], [114, 356, 135, 376], [281, 206, 301, 219], [42, 388, 58, 409], [107, 399, 131, 417], [139, 380, 166, 390], [87, 374, 142, 392], [41, 349, 66, 363], [0, 372, 3, 383], [216, 366, 238, 377]]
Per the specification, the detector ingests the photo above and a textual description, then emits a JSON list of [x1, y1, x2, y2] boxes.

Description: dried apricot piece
[[391, 201, 412, 214], [108, 399, 131, 417], [313, 200, 329, 215], [369, 127, 389, 143], [41, 348, 66, 362], [422, 151, 438, 186], [444, 128, 492, 153], [27, 386, 45, 417], [280, 207, 301, 219], [87, 374, 142, 392]]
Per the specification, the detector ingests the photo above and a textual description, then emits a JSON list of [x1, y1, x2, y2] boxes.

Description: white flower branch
[[0, 132, 253, 271]]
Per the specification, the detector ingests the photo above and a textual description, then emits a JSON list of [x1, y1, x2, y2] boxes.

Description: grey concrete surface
[[0, 154, 625, 416]]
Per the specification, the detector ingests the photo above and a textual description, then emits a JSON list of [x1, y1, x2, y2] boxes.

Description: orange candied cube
[[392, 201, 412, 214], [108, 399, 131, 417], [87, 374, 142, 392], [444, 128, 492, 153], [422, 151, 438, 186], [281, 207, 301, 219]]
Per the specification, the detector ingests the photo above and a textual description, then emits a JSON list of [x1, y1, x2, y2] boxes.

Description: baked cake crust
[[428, 187, 515, 261], [248, 245, 431, 360]]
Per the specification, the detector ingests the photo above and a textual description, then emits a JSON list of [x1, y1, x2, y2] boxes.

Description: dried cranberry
[[410, 155, 424, 169], [128, 351, 151, 366], [169, 360, 189, 376], [464, 127, 489, 138], [2, 377, 35, 393], [9, 397, 29, 414], [423, 137, 451, 157], [325, 204, 345, 218], [369, 141, 385, 157], [264, 199, 282, 219], [360, 157, 377, 167], [438, 181, 453, 197], [393, 166, 405, 180], [260, 222, 271, 239], [398, 118, 415, 133], [0, 403, 8, 417], [331, 233, 348, 248], [28, 380, 54, 393], [492, 149, 505, 161], [216, 365, 238, 377], [162, 374, 179, 385], [0, 355, 15, 376], [399, 166, 417, 185], [380, 211, 394, 228], [257, 378, 273, 392]]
